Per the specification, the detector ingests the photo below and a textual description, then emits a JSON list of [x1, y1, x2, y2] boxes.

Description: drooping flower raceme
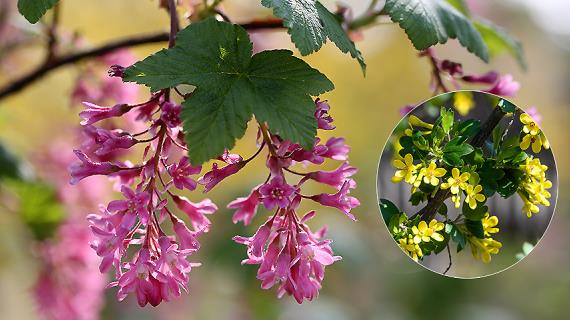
[[222, 99, 359, 303], [71, 88, 219, 307]]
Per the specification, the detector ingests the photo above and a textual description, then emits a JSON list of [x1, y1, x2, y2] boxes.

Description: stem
[[416, 104, 507, 221], [0, 20, 284, 101], [259, 123, 278, 157], [45, 2, 60, 64], [425, 49, 449, 93], [443, 244, 452, 275], [167, 0, 179, 49]]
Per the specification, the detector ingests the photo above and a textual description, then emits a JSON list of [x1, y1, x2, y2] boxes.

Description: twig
[[443, 244, 452, 275], [0, 20, 285, 101], [416, 104, 507, 221], [44, 2, 60, 64]]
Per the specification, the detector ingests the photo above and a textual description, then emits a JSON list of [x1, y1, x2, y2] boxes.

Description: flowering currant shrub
[[380, 98, 553, 269], [3, 0, 530, 313]]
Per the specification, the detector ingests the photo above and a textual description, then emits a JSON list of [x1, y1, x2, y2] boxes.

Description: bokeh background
[[1, 0, 570, 319], [377, 91, 557, 278]]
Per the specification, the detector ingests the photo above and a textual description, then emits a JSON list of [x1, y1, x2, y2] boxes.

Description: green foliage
[[475, 18, 526, 69], [384, 0, 489, 62], [456, 119, 481, 139], [123, 18, 333, 164], [465, 218, 485, 239], [446, 223, 466, 252], [8, 181, 65, 241], [379, 198, 401, 225], [0, 143, 24, 181], [17, 0, 58, 23], [261, 0, 366, 72], [498, 99, 516, 113], [496, 168, 524, 198], [440, 107, 454, 134], [443, 136, 474, 166], [462, 203, 488, 220]]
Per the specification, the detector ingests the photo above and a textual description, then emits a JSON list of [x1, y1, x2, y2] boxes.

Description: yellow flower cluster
[[518, 158, 552, 217], [399, 219, 445, 261], [392, 154, 447, 191], [520, 114, 549, 153], [468, 236, 502, 264]]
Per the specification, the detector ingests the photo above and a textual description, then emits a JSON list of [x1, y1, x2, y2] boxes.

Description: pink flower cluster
[[219, 99, 359, 303], [71, 87, 218, 307]]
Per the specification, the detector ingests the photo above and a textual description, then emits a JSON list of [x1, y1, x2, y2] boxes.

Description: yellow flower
[[408, 115, 434, 130], [522, 199, 540, 218], [520, 113, 540, 136], [520, 158, 548, 180], [465, 184, 485, 209], [451, 194, 462, 208], [468, 236, 502, 263], [482, 213, 499, 237], [411, 219, 445, 243], [392, 153, 421, 184], [441, 168, 470, 194], [399, 235, 423, 261], [520, 132, 549, 153], [419, 161, 447, 186], [453, 91, 475, 116], [525, 179, 552, 207]]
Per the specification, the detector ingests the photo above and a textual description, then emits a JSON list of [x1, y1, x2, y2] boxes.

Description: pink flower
[[307, 162, 357, 190], [400, 105, 415, 117], [154, 237, 199, 300], [320, 137, 350, 161], [116, 249, 163, 307], [310, 181, 359, 221], [228, 188, 261, 225], [160, 101, 182, 128], [290, 139, 327, 165], [315, 99, 335, 130], [107, 186, 151, 225], [82, 125, 137, 156], [485, 74, 520, 97], [171, 216, 201, 250], [462, 71, 499, 84], [198, 161, 246, 192], [172, 195, 217, 232], [259, 176, 296, 209], [69, 150, 121, 185], [79, 102, 132, 125], [167, 157, 201, 191]]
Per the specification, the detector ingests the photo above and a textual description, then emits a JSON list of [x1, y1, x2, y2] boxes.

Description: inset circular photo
[[377, 91, 557, 278]]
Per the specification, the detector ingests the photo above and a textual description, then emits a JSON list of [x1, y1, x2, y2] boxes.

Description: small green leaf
[[0, 143, 25, 181], [474, 18, 526, 69], [456, 119, 480, 138], [462, 203, 488, 220], [17, 0, 58, 24], [446, 223, 466, 252], [8, 181, 65, 240], [261, 0, 366, 73], [441, 107, 454, 134], [379, 198, 401, 225], [384, 0, 489, 62], [465, 219, 485, 239], [123, 18, 334, 164], [498, 99, 516, 113], [443, 136, 474, 165], [496, 168, 524, 198]]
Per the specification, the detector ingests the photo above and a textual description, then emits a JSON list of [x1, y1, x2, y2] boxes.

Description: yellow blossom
[[419, 161, 447, 186], [482, 213, 499, 237], [399, 235, 423, 261], [411, 219, 445, 243], [521, 132, 549, 153], [408, 115, 434, 130], [451, 194, 462, 208], [441, 168, 470, 194], [521, 199, 540, 218], [520, 113, 540, 135], [520, 158, 548, 179], [453, 91, 475, 116], [468, 236, 502, 263], [465, 184, 486, 209], [392, 153, 421, 184]]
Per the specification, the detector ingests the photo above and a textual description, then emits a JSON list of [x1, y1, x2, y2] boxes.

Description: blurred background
[[377, 91, 557, 278], [1, 0, 569, 319]]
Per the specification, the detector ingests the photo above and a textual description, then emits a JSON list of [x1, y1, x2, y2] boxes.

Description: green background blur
[[1, 0, 569, 319]]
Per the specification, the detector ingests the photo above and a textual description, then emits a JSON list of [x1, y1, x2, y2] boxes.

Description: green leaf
[[261, 0, 366, 73], [498, 99, 516, 113], [446, 223, 466, 252], [496, 168, 523, 198], [445, 0, 470, 15], [380, 198, 401, 225], [443, 136, 474, 166], [123, 18, 333, 164], [0, 143, 24, 181], [441, 107, 454, 134], [465, 219, 485, 239], [456, 119, 480, 138], [384, 0, 488, 62], [474, 18, 526, 69], [462, 203, 488, 220], [8, 181, 65, 240], [17, 0, 58, 24]]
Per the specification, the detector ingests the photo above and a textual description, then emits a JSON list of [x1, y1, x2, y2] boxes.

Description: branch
[[0, 20, 285, 101], [417, 104, 507, 221]]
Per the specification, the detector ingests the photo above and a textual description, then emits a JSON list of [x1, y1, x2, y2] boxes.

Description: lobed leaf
[[17, 0, 58, 24]]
